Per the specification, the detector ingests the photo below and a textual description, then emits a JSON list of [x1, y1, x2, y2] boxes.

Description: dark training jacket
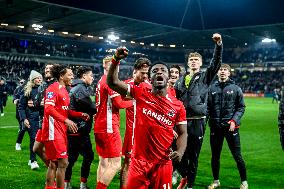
[[278, 97, 284, 150], [207, 79, 245, 127], [18, 86, 40, 122], [175, 44, 223, 118], [69, 79, 96, 135]]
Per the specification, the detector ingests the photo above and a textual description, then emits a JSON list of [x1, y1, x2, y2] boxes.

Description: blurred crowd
[[1, 35, 284, 95]]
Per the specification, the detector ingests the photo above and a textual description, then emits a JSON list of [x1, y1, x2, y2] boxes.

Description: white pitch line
[[0, 126, 18, 129]]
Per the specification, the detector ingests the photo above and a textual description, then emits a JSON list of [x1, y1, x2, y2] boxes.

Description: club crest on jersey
[[47, 92, 54, 99], [168, 111, 175, 117], [226, 90, 234, 94]]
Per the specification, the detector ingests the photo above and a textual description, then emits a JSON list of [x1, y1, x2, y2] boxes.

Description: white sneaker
[[240, 183, 248, 189], [80, 181, 90, 189], [15, 143, 21, 151], [30, 161, 39, 170], [28, 160, 31, 166], [64, 182, 72, 189], [80, 186, 89, 189], [172, 170, 179, 185], [0, 113, 4, 116], [208, 180, 221, 189]]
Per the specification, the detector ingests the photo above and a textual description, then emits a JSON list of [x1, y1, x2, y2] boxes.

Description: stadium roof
[[1, 0, 284, 48]]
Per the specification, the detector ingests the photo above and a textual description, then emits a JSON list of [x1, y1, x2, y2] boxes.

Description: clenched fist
[[212, 33, 222, 44], [114, 47, 129, 61]]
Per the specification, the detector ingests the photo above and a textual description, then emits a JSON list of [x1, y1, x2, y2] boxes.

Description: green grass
[[0, 97, 283, 189]]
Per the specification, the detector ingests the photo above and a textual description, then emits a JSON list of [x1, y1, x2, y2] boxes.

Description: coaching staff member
[[207, 64, 248, 189]]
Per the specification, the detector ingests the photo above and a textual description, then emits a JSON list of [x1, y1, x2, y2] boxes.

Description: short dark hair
[[134, 57, 151, 70], [170, 64, 181, 74], [51, 64, 69, 81], [77, 66, 93, 78], [148, 61, 169, 76]]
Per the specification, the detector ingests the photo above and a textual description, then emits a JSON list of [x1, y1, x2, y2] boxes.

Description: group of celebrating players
[[13, 33, 255, 189]]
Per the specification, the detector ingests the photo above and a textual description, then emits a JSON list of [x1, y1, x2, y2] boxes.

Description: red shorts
[[122, 126, 134, 158], [95, 132, 122, 158], [127, 158, 173, 189], [44, 139, 68, 161], [35, 129, 42, 143]]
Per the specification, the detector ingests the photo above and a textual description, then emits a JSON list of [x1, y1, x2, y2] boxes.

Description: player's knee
[[99, 158, 108, 168], [49, 161, 57, 170], [58, 158, 69, 169], [112, 158, 121, 171]]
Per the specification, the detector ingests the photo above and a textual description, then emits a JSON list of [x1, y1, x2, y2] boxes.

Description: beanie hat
[[29, 70, 42, 81]]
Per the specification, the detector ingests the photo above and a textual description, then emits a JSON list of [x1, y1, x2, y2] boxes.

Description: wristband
[[112, 55, 120, 65]]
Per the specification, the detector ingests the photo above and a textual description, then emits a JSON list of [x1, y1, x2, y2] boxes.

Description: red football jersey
[[125, 79, 151, 146], [129, 83, 187, 164], [42, 82, 70, 141], [167, 86, 176, 97], [94, 75, 121, 133]]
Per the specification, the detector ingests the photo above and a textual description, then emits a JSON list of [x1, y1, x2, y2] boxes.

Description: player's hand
[[212, 33, 222, 44], [40, 98, 44, 106], [24, 119, 30, 128], [169, 151, 183, 162], [114, 47, 129, 61], [27, 99, 34, 107], [13, 99, 19, 105], [81, 113, 90, 121], [173, 130, 178, 139], [228, 120, 236, 132], [65, 119, 78, 133]]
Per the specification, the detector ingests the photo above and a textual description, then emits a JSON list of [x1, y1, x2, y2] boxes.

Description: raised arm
[[107, 47, 129, 96], [204, 33, 223, 85]]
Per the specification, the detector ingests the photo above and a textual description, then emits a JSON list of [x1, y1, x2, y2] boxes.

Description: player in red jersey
[[107, 47, 188, 189], [120, 57, 151, 189], [42, 64, 89, 189], [94, 55, 133, 189], [167, 64, 181, 98]]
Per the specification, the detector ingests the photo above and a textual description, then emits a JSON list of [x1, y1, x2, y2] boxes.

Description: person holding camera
[[207, 64, 248, 189]]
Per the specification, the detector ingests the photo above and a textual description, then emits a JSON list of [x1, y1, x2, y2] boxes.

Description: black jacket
[[207, 79, 245, 127], [33, 79, 56, 129], [34, 79, 56, 117], [69, 79, 96, 135], [0, 83, 7, 98], [175, 44, 223, 118], [279, 98, 284, 129], [13, 85, 24, 119], [278, 97, 284, 150], [18, 86, 40, 122]]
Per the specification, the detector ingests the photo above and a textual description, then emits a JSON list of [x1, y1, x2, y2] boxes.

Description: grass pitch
[[0, 97, 283, 189]]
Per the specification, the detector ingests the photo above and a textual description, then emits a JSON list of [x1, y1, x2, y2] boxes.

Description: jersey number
[[163, 183, 170, 189]]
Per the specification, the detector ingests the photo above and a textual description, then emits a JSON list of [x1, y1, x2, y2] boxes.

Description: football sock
[[96, 182, 107, 189]]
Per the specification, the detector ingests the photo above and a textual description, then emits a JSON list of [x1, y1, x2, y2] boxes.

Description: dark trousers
[[177, 118, 206, 187], [65, 135, 94, 181], [210, 126, 247, 181], [16, 116, 27, 144], [0, 97, 3, 113], [27, 120, 39, 162]]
